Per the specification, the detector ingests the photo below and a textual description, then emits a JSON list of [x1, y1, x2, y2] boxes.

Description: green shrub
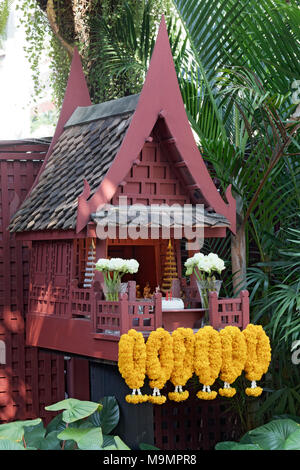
[[0, 396, 130, 450]]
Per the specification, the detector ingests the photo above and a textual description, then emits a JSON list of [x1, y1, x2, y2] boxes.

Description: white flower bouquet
[[184, 252, 226, 315], [185, 252, 225, 278], [95, 258, 139, 301]]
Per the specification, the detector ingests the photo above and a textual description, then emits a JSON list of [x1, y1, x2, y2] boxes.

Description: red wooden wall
[[0, 142, 67, 423]]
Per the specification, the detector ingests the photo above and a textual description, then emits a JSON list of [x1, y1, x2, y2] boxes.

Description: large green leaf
[[215, 441, 262, 450], [114, 435, 130, 450], [58, 427, 104, 450], [282, 428, 300, 450], [0, 418, 42, 442], [46, 412, 66, 434], [242, 419, 300, 450], [0, 439, 26, 450], [39, 430, 62, 451], [88, 396, 120, 434], [23, 421, 46, 449], [45, 399, 102, 424]]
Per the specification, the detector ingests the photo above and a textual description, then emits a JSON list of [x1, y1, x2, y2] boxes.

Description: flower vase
[[196, 279, 222, 326], [103, 279, 121, 301]]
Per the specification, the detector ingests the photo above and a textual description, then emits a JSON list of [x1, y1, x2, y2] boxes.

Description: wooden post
[[209, 291, 219, 329], [120, 293, 129, 335], [66, 357, 90, 400], [231, 214, 246, 295], [127, 280, 136, 301], [240, 290, 250, 328], [154, 292, 162, 329]]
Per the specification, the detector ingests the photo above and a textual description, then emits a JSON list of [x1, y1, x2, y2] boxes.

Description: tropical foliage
[[215, 417, 300, 450], [16, 0, 173, 105]]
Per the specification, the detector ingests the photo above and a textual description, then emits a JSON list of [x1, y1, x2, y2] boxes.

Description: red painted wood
[[15, 229, 87, 241], [76, 17, 236, 234], [66, 358, 90, 401], [209, 290, 249, 330], [162, 308, 205, 331], [25, 279, 250, 361], [0, 147, 66, 424]]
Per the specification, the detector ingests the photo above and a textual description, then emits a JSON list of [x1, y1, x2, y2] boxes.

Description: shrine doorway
[[107, 240, 160, 295]]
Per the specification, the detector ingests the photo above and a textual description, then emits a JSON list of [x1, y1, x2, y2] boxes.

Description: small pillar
[[209, 291, 219, 329]]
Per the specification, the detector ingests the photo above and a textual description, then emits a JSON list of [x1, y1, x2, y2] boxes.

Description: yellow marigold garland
[[168, 328, 194, 402], [194, 326, 222, 400], [118, 329, 149, 404], [219, 326, 247, 397], [242, 324, 271, 397], [146, 328, 174, 404]]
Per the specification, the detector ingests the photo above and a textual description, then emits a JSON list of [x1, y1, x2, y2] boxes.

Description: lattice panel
[[112, 142, 194, 206], [29, 240, 73, 318], [128, 301, 156, 331], [95, 301, 121, 333], [0, 150, 66, 423], [71, 288, 93, 318], [153, 384, 242, 450], [217, 299, 243, 327]]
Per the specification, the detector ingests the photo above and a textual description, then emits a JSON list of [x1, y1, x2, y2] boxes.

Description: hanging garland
[[219, 326, 247, 397], [168, 328, 194, 402], [118, 329, 149, 404], [242, 324, 271, 397], [117, 323, 272, 404], [194, 326, 222, 400], [146, 328, 174, 404]]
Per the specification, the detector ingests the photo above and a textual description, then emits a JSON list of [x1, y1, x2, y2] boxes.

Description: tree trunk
[[231, 213, 246, 295]]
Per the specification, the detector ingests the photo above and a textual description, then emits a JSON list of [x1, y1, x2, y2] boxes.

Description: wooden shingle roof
[[9, 103, 135, 232]]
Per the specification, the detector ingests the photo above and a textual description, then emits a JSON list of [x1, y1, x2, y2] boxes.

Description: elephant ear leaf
[[45, 398, 102, 423], [282, 428, 300, 450], [114, 436, 130, 450], [0, 439, 26, 450], [89, 396, 120, 434], [244, 419, 300, 450], [58, 427, 103, 450], [0, 418, 42, 442]]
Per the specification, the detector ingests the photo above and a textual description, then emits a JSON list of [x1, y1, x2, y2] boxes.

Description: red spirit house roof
[[9, 17, 235, 237]]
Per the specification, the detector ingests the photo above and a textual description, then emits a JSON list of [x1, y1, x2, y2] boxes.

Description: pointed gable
[[76, 17, 236, 234]]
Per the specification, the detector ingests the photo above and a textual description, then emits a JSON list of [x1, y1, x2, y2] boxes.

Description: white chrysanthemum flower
[[193, 252, 205, 262], [95, 258, 110, 271], [126, 259, 139, 274], [108, 258, 126, 271], [198, 256, 212, 273]]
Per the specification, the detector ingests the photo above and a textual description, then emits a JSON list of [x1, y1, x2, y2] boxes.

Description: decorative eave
[[76, 16, 236, 235]]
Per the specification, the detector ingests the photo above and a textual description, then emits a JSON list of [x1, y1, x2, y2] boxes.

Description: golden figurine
[[143, 282, 152, 299], [136, 284, 142, 299]]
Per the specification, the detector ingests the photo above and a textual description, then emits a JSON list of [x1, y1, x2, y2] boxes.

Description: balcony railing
[[28, 282, 250, 336]]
